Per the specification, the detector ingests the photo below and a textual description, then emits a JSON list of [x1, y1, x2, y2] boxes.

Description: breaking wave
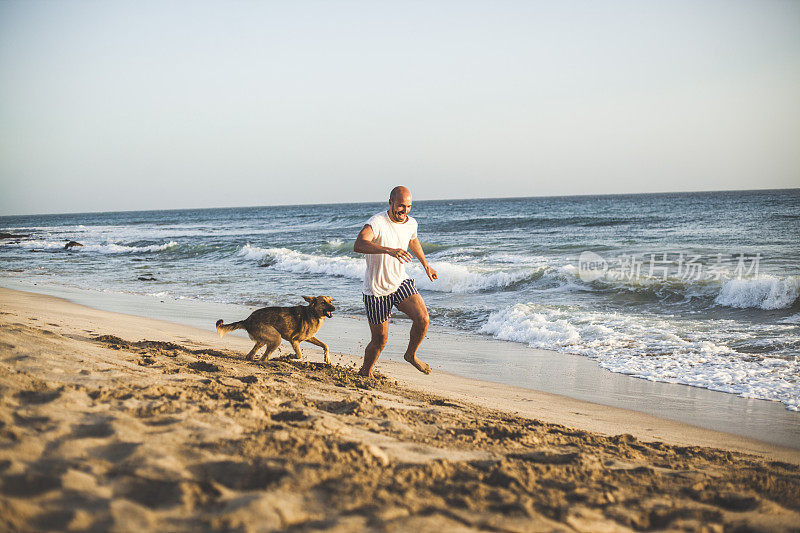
[[237, 244, 800, 308], [564, 266, 800, 310], [714, 276, 800, 310], [239, 244, 365, 279], [237, 244, 546, 294], [5, 239, 179, 254]]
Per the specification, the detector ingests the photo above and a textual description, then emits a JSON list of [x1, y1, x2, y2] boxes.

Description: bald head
[[390, 186, 411, 203]]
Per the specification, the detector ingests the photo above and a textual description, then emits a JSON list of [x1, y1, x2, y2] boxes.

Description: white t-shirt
[[362, 211, 418, 297]]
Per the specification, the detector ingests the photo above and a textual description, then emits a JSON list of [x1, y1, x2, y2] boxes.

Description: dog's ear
[[302, 296, 314, 303]]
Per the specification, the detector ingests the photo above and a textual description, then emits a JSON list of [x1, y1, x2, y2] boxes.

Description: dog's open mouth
[[325, 310, 333, 318]]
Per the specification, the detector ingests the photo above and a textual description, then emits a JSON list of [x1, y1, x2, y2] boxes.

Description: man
[[353, 186, 438, 377]]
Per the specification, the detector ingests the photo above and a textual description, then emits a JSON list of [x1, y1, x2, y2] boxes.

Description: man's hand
[[424, 264, 438, 282], [389, 248, 413, 263], [407, 238, 437, 282]]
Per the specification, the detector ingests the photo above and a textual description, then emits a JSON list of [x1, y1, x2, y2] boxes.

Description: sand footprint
[[90, 441, 141, 463], [143, 416, 181, 427], [31, 509, 81, 531], [72, 420, 115, 439], [187, 361, 220, 372], [14, 389, 61, 405], [508, 449, 580, 465], [113, 476, 184, 509], [192, 460, 287, 491], [0, 470, 62, 497], [13, 412, 52, 431], [271, 410, 310, 423]]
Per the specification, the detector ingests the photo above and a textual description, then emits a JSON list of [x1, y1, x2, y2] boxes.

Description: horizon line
[[1, 185, 798, 219]]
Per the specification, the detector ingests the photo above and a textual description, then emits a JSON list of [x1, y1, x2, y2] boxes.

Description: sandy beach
[[1, 286, 799, 532]]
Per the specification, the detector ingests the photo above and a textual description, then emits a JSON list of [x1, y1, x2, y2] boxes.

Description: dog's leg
[[259, 336, 281, 362], [245, 342, 265, 361], [289, 340, 302, 360], [305, 337, 330, 365]]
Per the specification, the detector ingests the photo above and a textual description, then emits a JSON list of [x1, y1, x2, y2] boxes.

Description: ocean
[[2, 189, 799, 410]]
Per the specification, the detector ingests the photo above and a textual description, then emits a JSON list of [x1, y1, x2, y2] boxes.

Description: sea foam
[[479, 303, 800, 411]]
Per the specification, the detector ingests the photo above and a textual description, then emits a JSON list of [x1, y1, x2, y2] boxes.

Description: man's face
[[388, 192, 412, 223]]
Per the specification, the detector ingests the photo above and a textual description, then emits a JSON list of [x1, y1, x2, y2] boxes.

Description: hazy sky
[[1, 0, 799, 215]]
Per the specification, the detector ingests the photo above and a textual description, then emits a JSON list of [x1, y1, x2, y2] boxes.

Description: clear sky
[[1, 0, 798, 215]]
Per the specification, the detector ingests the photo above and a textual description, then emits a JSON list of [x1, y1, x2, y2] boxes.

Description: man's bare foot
[[357, 367, 374, 378], [404, 354, 431, 374]]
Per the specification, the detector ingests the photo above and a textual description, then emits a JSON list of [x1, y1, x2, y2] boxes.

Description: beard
[[390, 209, 407, 222]]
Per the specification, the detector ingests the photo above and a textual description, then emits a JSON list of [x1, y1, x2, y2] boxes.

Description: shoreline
[[2, 283, 799, 462], [2, 286, 800, 530], [2, 278, 800, 452]]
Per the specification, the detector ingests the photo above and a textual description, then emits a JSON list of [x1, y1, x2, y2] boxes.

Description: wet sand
[[1, 287, 799, 531]]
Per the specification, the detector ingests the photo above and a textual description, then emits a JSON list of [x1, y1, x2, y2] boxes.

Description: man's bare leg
[[396, 293, 431, 375], [359, 321, 388, 378]]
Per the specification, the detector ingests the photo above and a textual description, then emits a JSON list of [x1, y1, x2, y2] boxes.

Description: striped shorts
[[363, 278, 419, 325]]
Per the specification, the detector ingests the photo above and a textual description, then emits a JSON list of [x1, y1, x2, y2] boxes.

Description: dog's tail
[[216, 319, 244, 338]]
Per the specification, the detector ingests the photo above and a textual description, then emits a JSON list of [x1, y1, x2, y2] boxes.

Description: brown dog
[[216, 296, 335, 364]]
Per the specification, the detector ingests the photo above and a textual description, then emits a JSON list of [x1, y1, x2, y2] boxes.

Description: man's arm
[[408, 237, 438, 282], [353, 225, 413, 263]]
